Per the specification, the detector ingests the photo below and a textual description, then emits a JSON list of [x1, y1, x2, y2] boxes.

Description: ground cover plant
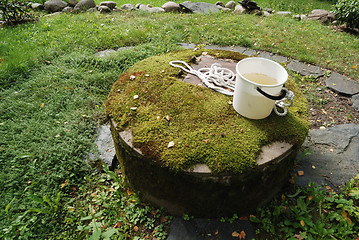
[[1, 1, 358, 238]]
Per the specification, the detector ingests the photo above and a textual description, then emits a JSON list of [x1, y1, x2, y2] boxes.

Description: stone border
[[30, 0, 336, 24]]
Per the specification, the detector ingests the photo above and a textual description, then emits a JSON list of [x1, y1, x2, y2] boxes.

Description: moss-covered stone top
[[105, 49, 309, 174]]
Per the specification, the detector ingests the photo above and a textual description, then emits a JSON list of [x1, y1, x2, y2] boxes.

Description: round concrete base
[[106, 49, 309, 217], [111, 123, 296, 217]]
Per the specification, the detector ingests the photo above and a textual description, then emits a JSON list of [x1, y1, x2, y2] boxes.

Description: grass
[[0, 1, 358, 238]]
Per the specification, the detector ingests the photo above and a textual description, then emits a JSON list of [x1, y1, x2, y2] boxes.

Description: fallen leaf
[[160, 216, 167, 223], [341, 211, 352, 224], [40, 103, 45, 108], [166, 115, 170, 121], [300, 220, 305, 227], [232, 231, 240, 237], [239, 230, 246, 240], [297, 170, 304, 176], [293, 234, 304, 240], [113, 222, 121, 228], [60, 179, 69, 189], [168, 141, 175, 148], [127, 189, 133, 196], [214, 230, 219, 235]]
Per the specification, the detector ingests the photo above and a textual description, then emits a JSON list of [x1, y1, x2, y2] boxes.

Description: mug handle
[[256, 87, 287, 101]]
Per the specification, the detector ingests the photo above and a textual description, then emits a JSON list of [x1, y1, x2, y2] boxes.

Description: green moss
[[105, 49, 309, 174]]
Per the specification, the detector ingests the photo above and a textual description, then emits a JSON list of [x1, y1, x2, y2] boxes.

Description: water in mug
[[242, 73, 277, 85]]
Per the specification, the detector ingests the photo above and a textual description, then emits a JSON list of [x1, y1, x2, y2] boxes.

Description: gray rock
[[138, 4, 150, 11], [44, 0, 67, 13], [225, 0, 236, 9], [167, 218, 255, 240], [325, 72, 359, 96], [137, 4, 164, 13], [100, 1, 116, 9], [62, 6, 73, 13], [87, 7, 97, 12], [120, 3, 136, 11], [219, 6, 232, 12], [262, 10, 271, 17], [233, 4, 246, 14], [74, 0, 96, 11], [88, 125, 116, 168], [179, 2, 220, 14], [162, 1, 180, 12], [96, 49, 117, 57], [308, 9, 335, 24], [293, 14, 307, 20], [352, 94, 359, 112], [296, 124, 359, 189], [215, 1, 225, 7], [275, 11, 292, 16], [287, 60, 325, 78], [149, 7, 165, 13], [31, 3, 44, 10], [68, 0, 78, 7], [98, 5, 111, 13]]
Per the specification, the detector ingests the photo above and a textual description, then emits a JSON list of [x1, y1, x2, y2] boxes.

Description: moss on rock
[[105, 49, 309, 174]]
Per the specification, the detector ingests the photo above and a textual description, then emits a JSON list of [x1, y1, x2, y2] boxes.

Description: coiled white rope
[[169, 60, 235, 96], [169, 60, 294, 116]]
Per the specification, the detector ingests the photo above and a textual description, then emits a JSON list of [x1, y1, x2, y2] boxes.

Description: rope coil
[[169, 60, 294, 117]]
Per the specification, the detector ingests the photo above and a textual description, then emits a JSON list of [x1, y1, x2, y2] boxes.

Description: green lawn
[[1, 0, 359, 239]]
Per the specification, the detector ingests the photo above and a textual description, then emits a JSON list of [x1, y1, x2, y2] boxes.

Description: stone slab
[[352, 94, 359, 112], [88, 125, 116, 167], [287, 60, 325, 78], [257, 51, 288, 63], [325, 72, 359, 96], [296, 124, 359, 190], [167, 218, 255, 240]]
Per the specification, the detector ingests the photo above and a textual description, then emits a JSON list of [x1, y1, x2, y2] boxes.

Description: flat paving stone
[[287, 60, 325, 78], [296, 124, 359, 190], [325, 72, 359, 96], [257, 51, 288, 63], [167, 218, 255, 240], [352, 94, 359, 112]]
